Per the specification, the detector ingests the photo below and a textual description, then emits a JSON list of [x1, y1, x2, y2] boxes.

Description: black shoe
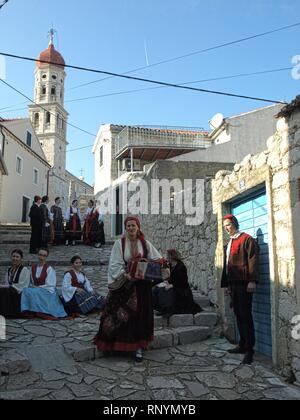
[[242, 353, 254, 365], [228, 346, 247, 355], [135, 349, 144, 363]]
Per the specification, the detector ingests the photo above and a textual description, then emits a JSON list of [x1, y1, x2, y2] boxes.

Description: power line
[[0, 0, 9, 10], [68, 21, 300, 91], [66, 66, 293, 104], [0, 78, 97, 137], [0, 52, 287, 104], [0, 65, 293, 113]]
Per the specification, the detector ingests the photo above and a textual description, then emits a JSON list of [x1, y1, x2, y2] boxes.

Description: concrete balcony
[[114, 126, 211, 162]]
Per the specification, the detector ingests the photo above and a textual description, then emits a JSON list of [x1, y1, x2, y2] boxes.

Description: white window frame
[[16, 155, 23, 176], [33, 168, 39, 185]]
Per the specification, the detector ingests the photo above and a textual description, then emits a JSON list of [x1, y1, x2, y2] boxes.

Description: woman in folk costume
[[0, 250, 30, 318], [83, 200, 106, 249], [21, 249, 67, 319], [93, 216, 162, 363], [50, 197, 64, 245], [166, 249, 202, 315], [61, 256, 105, 316], [65, 200, 82, 246]]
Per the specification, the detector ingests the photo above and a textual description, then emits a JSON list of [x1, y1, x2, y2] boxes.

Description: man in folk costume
[[65, 200, 82, 246], [94, 216, 161, 363], [50, 197, 64, 245], [21, 248, 67, 319], [83, 200, 106, 248], [29, 196, 42, 254], [40, 196, 51, 249], [221, 215, 260, 365], [0, 250, 30, 318]]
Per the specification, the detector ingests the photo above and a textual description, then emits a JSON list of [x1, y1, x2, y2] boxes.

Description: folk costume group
[[0, 249, 105, 321], [29, 197, 105, 254], [1, 213, 260, 365]]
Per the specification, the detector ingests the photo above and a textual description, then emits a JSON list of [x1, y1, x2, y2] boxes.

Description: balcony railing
[[115, 126, 210, 159]]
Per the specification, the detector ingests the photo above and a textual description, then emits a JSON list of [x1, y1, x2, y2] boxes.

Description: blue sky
[[0, 0, 300, 185]]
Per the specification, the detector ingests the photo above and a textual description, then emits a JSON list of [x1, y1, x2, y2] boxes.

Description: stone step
[[64, 326, 212, 363], [193, 294, 211, 309], [154, 312, 218, 329], [0, 231, 31, 235]]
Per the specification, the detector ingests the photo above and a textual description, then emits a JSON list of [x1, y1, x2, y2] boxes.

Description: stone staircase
[[0, 224, 218, 376]]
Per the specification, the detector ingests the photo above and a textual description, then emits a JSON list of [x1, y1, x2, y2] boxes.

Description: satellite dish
[[209, 113, 224, 130]]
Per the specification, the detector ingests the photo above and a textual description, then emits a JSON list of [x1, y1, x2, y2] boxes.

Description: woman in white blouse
[[21, 248, 67, 319], [61, 256, 105, 315], [94, 216, 161, 363], [0, 249, 30, 318], [65, 200, 82, 246]]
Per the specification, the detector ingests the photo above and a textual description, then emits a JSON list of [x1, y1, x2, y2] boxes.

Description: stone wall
[[212, 103, 300, 378], [96, 160, 234, 301]]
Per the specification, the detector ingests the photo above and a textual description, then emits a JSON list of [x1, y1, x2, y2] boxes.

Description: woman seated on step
[[21, 248, 68, 319], [61, 256, 105, 316], [153, 249, 202, 316], [0, 249, 30, 319]]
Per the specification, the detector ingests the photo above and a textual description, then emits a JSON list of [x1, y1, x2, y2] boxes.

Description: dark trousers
[[30, 225, 42, 254], [231, 285, 255, 354]]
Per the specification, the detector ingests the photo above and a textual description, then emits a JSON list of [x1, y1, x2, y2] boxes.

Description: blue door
[[231, 188, 272, 357]]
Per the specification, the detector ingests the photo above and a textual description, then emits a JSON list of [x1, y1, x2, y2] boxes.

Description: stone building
[[94, 105, 284, 296], [93, 124, 210, 237], [212, 96, 300, 379], [0, 118, 50, 223]]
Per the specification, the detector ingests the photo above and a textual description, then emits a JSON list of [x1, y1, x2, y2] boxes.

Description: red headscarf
[[124, 216, 146, 242]]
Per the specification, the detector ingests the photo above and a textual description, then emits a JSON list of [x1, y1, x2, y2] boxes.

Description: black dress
[[154, 261, 202, 315], [0, 266, 26, 318], [51, 205, 64, 245], [29, 204, 42, 254]]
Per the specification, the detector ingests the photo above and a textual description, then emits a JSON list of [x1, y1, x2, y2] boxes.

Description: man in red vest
[[221, 214, 260, 365]]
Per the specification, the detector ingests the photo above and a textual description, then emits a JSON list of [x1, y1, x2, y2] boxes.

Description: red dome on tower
[[37, 43, 65, 69]]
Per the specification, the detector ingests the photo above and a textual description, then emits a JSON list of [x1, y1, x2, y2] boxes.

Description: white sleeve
[[77, 209, 82, 221], [108, 240, 126, 285], [62, 273, 77, 303], [12, 267, 31, 294], [146, 240, 162, 260], [40, 267, 57, 294], [98, 213, 104, 223], [84, 276, 94, 293]]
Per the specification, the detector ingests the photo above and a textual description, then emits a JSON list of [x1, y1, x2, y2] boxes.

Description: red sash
[[31, 264, 49, 286]]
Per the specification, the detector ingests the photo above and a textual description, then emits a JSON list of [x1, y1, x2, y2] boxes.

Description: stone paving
[[1, 229, 300, 400], [1, 336, 300, 400]]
